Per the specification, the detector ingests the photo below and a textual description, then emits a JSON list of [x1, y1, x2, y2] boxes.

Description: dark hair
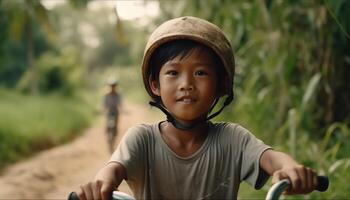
[[148, 39, 226, 96]]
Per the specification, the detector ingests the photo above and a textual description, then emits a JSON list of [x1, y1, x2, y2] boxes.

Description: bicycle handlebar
[[265, 176, 329, 200], [68, 176, 329, 200], [68, 191, 135, 200], [315, 176, 329, 192], [67, 192, 79, 200]]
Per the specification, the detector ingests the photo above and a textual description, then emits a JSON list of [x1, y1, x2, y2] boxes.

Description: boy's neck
[[159, 121, 209, 157]]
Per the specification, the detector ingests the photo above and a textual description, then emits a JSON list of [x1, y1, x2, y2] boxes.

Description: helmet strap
[[149, 101, 199, 130], [149, 93, 233, 131], [206, 94, 233, 121]]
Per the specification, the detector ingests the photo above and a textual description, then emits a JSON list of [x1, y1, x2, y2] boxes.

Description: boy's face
[[151, 48, 218, 124]]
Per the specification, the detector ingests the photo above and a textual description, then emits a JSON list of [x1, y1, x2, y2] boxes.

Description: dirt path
[[0, 102, 161, 199]]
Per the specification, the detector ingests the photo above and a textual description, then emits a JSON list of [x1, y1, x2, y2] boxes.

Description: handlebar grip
[[316, 176, 329, 192], [67, 192, 79, 200], [266, 175, 329, 200], [67, 191, 135, 200]]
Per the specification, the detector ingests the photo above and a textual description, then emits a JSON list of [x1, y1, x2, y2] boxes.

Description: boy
[[75, 16, 318, 200], [103, 78, 122, 153]]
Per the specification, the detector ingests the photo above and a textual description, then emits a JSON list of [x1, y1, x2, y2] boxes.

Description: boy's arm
[[77, 162, 126, 200], [260, 149, 317, 195]]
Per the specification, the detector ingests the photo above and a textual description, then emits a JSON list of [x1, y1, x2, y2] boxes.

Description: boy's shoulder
[[211, 122, 254, 141], [128, 123, 155, 131], [211, 121, 249, 133], [124, 123, 159, 140]]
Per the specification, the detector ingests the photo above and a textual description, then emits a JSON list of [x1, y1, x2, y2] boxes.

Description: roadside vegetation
[[0, 88, 93, 170]]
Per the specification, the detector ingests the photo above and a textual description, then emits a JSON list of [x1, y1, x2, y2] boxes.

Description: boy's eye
[[194, 70, 208, 76], [165, 70, 178, 76]]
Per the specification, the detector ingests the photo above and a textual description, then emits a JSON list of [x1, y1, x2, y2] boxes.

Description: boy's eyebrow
[[164, 61, 213, 66], [192, 62, 213, 66]]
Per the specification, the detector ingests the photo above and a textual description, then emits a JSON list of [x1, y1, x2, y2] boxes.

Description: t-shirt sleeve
[[236, 125, 271, 189], [108, 125, 146, 180]]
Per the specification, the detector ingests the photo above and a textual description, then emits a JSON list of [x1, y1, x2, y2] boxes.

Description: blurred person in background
[[103, 78, 122, 153]]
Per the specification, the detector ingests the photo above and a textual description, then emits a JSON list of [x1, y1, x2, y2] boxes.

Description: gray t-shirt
[[109, 122, 271, 200]]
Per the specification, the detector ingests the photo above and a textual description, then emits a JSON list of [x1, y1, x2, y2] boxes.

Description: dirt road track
[[0, 102, 161, 199]]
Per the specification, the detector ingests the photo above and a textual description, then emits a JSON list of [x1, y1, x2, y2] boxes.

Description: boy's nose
[[180, 84, 194, 91], [179, 74, 194, 91]]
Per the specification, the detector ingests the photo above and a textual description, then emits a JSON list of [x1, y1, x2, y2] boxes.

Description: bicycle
[[68, 176, 328, 200]]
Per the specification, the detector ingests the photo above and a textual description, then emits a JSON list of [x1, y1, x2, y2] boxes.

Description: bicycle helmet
[[142, 16, 235, 130]]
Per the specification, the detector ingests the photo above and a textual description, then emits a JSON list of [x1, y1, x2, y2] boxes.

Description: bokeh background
[[0, 0, 349, 199]]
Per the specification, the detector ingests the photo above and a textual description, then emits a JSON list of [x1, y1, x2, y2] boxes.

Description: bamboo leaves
[[301, 72, 321, 114]]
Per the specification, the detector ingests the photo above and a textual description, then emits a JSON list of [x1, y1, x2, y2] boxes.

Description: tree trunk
[[26, 0, 37, 94]]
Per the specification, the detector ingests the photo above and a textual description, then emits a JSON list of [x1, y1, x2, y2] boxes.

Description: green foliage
[[325, 0, 350, 39], [0, 1, 51, 87], [16, 48, 85, 95], [49, 4, 137, 71], [0, 88, 93, 170], [1, 0, 140, 93], [0, 0, 103, 93], [68, 0, 91, 9]]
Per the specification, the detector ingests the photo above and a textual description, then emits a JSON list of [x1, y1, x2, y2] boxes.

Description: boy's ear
[[149, 77, 160, 96]]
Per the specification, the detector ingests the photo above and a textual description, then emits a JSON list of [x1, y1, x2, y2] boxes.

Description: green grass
[[0, 88, 94, 170]]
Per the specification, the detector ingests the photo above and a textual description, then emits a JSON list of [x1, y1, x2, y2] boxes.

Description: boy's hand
[[77, 179, 114, 200], [272, 165, 317, 195], [75, 162, 126, 200]]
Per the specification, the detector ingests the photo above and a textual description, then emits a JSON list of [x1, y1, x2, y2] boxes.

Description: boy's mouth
[[177, 96, 196, 103]]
